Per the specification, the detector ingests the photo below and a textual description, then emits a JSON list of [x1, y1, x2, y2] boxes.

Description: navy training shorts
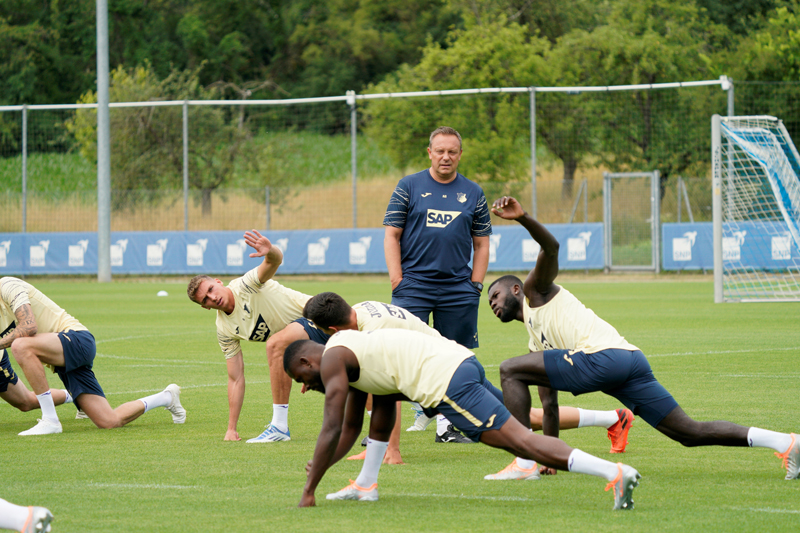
[[293, 317, 332, 344], [434, 356, 510, 442], [0, 349, 19, 392], [543, 348, 678, 427], [54, 330, 105, 408]]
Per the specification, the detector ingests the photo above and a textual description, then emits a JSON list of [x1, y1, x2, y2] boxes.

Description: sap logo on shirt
[[426, 209, 461, 228], [0, 241, 10, 268], [723, 231, 746, 261], [69, 239, 89, 267], [772, 234, 792, 260], [30, 240, 49, 267], [672, 231, 697, 262], [111, 239, 128, 267]]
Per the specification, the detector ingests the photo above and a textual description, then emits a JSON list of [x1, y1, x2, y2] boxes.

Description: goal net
[[712, 115, 800, 302]]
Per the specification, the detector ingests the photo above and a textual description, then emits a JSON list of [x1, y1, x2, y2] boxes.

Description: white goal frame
[[712, 114, 800, 302]]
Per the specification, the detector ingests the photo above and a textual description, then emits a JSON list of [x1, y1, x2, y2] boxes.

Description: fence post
[[677, 176, 682, 223], [183, 100, 189, 231], [265, 186, 271, 231], [347, 90, 357, 228], [530, 87, 537, 219], [96, 0, 112, 282], [21, 105, 27, 233]]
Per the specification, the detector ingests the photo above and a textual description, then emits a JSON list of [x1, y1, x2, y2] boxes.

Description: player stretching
[[304, 292, 635, 478], [187, 229, 329, 442], [1, 277, 185, 435], [486, 195, 799, 480], [285, 329, 641, 510]]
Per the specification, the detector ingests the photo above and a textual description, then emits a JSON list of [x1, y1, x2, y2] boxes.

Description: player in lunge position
[[1, 277, 185, 435], [486, 195, 799, 480], [284, 329, 641, 510], [187, 229, 329, 442]]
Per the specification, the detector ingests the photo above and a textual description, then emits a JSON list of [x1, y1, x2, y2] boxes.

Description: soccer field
[[4, 275, 800, 532]]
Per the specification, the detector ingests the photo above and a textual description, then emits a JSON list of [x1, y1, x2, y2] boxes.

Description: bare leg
[[266, 323, 308, 406], [1, 381, 67, 412], [78, 393, 146, 429], [656, 405, 749, 447], [499, 352, 551, 428], [530, 406, 581, 431], [10, 334, 65, 395]]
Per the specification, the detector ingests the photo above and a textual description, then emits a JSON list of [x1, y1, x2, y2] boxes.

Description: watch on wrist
[[472, 281, 484, 292]]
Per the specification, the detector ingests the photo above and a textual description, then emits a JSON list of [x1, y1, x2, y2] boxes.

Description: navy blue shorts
[[293, 317, 331, 344], [0, 349, 19, 392], [433, 356, 510, 442], [543, 348, 678, 427], [391, 277, 481, 348], [54, 330, 105, 408]]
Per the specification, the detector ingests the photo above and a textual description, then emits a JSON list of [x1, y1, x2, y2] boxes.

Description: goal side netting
[[712, 115, 800, 302]]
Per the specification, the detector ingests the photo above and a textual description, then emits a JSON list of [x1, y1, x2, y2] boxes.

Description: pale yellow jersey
[[0, 277, 87, 340], [354, 301, 444, 338], [323, 329, 473, 407], [523, 285, 638, 354], [216, 268, 310, 359]]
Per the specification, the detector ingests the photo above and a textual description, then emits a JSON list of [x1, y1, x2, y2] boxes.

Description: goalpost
[[711, 115, 800, 302]]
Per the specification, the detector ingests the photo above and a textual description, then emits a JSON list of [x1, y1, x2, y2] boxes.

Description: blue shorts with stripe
[[0, 349, 19, 392], [433, 356, 511, 442], [53, 330, 105, 409], [293, 317, 331, 344], [543, 348, 678, 427]]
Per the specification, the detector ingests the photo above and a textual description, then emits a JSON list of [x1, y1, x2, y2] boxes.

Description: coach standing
[[383, 126, 492, 443]]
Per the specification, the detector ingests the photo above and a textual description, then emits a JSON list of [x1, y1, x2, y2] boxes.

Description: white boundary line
[[728, 506, 800, 514], [393, 492, 535, 502]]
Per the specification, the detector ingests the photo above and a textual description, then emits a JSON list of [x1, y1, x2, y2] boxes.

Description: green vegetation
[[3, 277, 799, 531]]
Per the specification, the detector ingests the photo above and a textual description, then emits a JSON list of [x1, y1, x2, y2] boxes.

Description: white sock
[[515, 457, 536, 469], [367, 410, 372, 417], [567, 449, 620, 481], [139, 390, 171, 413], [747, 427, 794, 452], [577, 408, 620, 429], [271, 404, 289, 431], [62, 389, 73, 404], [37, 390, 59, 423], [436, 414, 450, 435], [355, 439, 388, 487], [0, 498, 29, 531]]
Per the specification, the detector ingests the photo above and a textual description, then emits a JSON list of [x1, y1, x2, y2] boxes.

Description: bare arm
[[299, 349, 352, 507], [491, 196, 559, 303], [471, 235, 490, 284], [224, 351, 245, 441], [0, 303, 37, 350], [384, 226, 404, 290], [244, 230, 283, 284]]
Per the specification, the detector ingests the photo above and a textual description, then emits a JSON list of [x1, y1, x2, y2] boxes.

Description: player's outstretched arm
[[244, 229, 283, 284]]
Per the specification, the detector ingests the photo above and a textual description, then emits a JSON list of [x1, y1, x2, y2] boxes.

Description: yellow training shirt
[[354, 301, 444, 338], [0, 277, 87, 338]]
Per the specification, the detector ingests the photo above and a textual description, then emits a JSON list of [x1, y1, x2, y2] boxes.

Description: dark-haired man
[[486, 195, 799, 480]]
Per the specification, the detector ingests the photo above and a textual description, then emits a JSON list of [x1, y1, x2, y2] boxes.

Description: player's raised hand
[[491, 196, 526, 220], [244, 229, 272, 258]]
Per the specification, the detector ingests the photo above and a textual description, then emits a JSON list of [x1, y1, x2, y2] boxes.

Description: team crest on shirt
[[248, 314, 271, 342], [457, 193, 467, 203], [540, 333, 553, 350]]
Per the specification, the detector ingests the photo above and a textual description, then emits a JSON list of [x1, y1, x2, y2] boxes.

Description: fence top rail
[[0, 78, 728, 112]]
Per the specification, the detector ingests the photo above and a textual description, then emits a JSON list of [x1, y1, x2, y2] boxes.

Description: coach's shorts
[[434, 356, 510, 442], [0, 349, 19, 392], [391, 277, 481, 348], [54, 330, 105, 408], [293, 317, 332, 344], [543, 348, 678, 427]]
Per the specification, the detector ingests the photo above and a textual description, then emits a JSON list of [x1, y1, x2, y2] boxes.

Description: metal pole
[[21, 105, 27, 233], [265, 186, 270, 231], [583, 177, 588, 223], [677, 176, 682, 223], [530, 87, 537, 218], [727, 80, 734, 117], [347, 91, 357, 228], [183, 100, 189, 231], [653, 170, 661, 273], [712, 114, 723, 303], [96, 0, 111, 282]]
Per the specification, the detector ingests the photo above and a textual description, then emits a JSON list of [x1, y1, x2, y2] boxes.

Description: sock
[[62, 389, 73, 404], [0, 498, 29, 531], [747, 427, 794, 452], [578, 408, 620, 429], [271, 404, 289, 431], [436, 414, 450, 435], [367, 410, 372, 418], [567, 449, 620, 481], [355, 439, 388, 487], [515, 457, 536, 469], [37, 390, 59, 423], [139, 390, 171, 413]]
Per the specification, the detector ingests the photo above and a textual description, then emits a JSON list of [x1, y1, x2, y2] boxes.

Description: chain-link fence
[[1, 79, 797, 234]]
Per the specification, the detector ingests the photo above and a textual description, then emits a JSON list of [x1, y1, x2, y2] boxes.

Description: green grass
[[4, 276, 800, 532]]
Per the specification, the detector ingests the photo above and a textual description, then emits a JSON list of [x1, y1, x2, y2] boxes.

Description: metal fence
[[1, 78, 798, 234]]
